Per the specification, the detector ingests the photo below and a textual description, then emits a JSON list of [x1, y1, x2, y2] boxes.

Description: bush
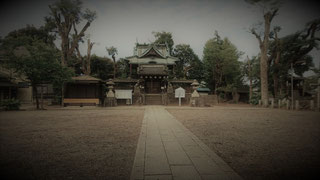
[[0, 99, 21, 110], [249, 92, 261, 105]]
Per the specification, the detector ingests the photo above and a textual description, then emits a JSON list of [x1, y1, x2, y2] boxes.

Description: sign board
[[115, 89, 133, 104], [175, 87, 185, 98]]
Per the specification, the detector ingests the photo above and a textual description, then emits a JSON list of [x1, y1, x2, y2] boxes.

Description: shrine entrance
[[145, 79, 161, 94]]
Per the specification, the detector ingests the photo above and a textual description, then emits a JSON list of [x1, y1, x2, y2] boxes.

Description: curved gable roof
[[139, 45, 166, 58]]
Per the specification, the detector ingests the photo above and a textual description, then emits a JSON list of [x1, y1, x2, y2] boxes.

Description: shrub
[[249, 92, 261, 105], [0, 99, 21, 110]]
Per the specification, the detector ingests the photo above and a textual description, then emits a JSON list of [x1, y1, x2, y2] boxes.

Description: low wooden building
[[63, 75, 103, 106]]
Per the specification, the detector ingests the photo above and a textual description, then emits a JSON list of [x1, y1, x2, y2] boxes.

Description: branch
[[269, 9, 278, 23], [68, 22, 91, 56], [49, 5, 62, 32], [251, 28, 263, 45]]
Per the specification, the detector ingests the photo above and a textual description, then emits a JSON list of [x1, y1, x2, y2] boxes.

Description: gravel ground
[[0, 107, 144, 180], [167, 106, 320, 180]]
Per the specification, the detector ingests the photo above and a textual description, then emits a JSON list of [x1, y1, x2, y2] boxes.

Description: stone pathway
[[130, 106, 242, 180]]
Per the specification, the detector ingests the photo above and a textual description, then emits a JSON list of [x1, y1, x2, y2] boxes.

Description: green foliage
[[249, 92, 261, 105], [173, 44, 203, 81], [5, 25, 56, 46], [0, 99, 21, 111], [203, 31, 243, 93], [90, 55, 114, 80], [242, 56, 261, 89], [1, 26, 73, 108], [49, 0, 96, 25], [267, 19, 319, 95], [153, 31, 174, 55], [116, 58, 130, 78], [4, 39, 72, 86], [106, 46, 118, 57], [47, 0, 97, 67]]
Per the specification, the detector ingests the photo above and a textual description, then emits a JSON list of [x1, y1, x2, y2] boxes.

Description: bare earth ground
[[167, 106, 320, 180], [0, 107, 144, 180]]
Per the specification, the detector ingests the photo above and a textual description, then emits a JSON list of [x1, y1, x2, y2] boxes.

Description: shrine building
[[113, 43, 194, 105]]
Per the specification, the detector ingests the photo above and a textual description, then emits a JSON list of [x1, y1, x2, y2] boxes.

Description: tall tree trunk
[[247, 56, 253, 102], [273, 50, 280, 98], [61, 37, 69, 66], [273, 29, 281, 99], [251, 9, 278, 107], [260, 13, 272, 106], [112, 55, 116, 79], [86, 39, 94, 75], [40, 85, 44, 110]]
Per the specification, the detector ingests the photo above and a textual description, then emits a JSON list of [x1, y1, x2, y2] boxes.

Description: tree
[[116, 58, 130, 79], [203, 31, 243, 94], [153, 31, 174, 55], [173, 44, 203, 81], [267, 19, 320, 98], [75, 38, 95, 75], [2, 37, 72, 109], [243, 56, 254, 102], [247, 0, 280, 106], [47, 0, 96, 66], [106, 46, 118, 79], [90, 55, 114, 80]]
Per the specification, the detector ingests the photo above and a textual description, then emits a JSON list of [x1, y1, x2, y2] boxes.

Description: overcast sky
[[1, 0, 319, 70]]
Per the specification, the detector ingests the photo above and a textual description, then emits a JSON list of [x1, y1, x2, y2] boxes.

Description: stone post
[[258, 100, 262, 106], [295, 100, 299, 110], [286, 100, 290, 110], [190, 80, 200, 107], [271, 99, 274, 108], [263, 99, 268, 108], [310, 100, 314, 111], [278, 99, 281, 109]]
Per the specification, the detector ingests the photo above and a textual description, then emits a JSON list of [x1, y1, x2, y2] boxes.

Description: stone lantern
[[191, 79, 200, 98], [106, 79, 116, 106], [190, 79, 200, 106]]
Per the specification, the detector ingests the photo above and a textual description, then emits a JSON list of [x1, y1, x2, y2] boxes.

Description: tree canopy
[[203, 31, 243, 93], [1, 28, 73, 109], [173, 44, 203, 81], [153, 31, 174, 55], [46, 0, 97, 66]]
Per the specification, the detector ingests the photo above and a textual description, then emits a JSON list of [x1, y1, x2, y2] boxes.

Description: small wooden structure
[[63, 75, 103, 106]]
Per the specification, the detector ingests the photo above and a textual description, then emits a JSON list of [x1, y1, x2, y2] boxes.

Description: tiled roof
[[71, 75, 101, 82], [126, 57, 178, 65]]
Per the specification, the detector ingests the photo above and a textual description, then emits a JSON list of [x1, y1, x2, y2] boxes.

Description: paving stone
[[130, 106, 242, 180], [190, 157, 225, 175], [130, 165, 144, 180], [145, 156, 171, 175], [201, 174, 231, 180], [161, 134, 176, 142], [183, 145, 209, 158], [166, 151, 192, 165], [163, 141, 184, 152], [144, 175, 172, 180], [170, 165, 202, 180]]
